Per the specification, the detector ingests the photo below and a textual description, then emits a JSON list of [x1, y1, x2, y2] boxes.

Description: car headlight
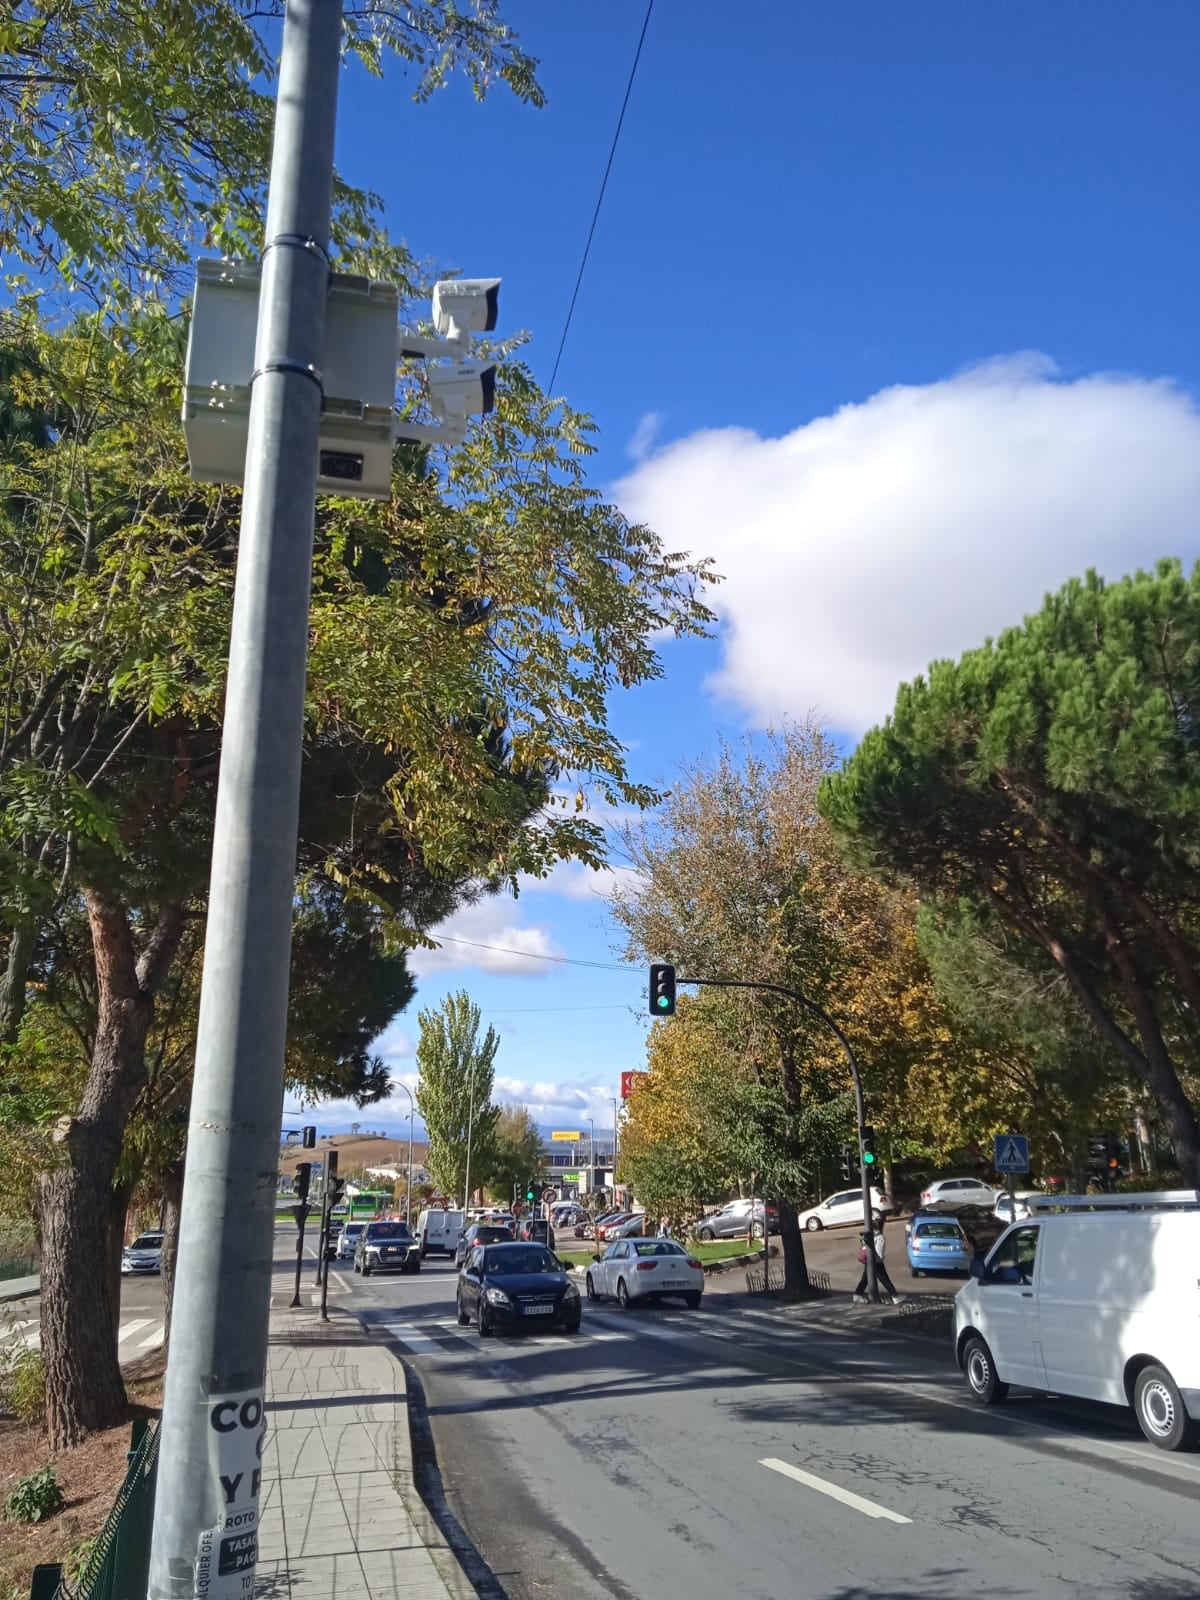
[[485, 1287, 511, 1307], [563, 1282, 580, 1301]]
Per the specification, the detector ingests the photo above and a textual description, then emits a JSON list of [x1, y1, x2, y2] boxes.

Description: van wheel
[[1134, 1364, 1196, 1451], [805, 1217, 823, 1232], [962, 1335, 1008, 1405]]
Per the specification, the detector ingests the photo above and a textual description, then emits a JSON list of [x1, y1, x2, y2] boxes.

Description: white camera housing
[[427, 359, 497, 423], [432, 278, 501, 343]]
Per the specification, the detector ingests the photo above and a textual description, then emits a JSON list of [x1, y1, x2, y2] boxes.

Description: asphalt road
[[326, 1243, 1200, 1600], [4, 1271, 166, 1360]]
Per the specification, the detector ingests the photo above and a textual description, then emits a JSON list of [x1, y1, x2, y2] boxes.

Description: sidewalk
[[259, 1306, 470, 1600], [0, 1273, 39, 1302]]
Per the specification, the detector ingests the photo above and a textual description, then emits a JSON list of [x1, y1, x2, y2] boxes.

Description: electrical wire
[[424, 931, 635, 974], [547, 0, 655, 394]]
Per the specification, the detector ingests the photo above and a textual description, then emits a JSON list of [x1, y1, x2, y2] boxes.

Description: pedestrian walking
[[661, 1215, 672, 1238], [853, 1225, 901, 1303]]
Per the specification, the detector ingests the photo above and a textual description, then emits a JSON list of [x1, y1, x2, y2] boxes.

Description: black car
[[518, 1217, 554, 1246], [454, 1222, 515, 1268], [354, 1220, 422, 1276], [457, 1242, 581, 1336], [323, 1219, 344, 1261]]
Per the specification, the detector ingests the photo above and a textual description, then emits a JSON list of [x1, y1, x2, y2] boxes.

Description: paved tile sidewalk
[[257, 1308, 464, 1600]]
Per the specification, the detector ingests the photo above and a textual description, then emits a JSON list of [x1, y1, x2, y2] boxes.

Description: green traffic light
[[863, 1150, 876, 1164], [656, 995, 670, 1009]]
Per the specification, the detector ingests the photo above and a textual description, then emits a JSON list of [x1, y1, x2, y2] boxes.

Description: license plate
[[523, 1305, 554, 1316], [662, 1280, 687, 1288], [930, 1243, 953, 1250]]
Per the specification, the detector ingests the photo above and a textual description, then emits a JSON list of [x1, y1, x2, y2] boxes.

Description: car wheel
[[477, 1300, 492, 1339], [751, 1221, 765, 1239], [362, 1263, 372, 1276], [617, 1277, 632, 1310], [911, 1268, 922, 1278], [962, 1335, 1008, 1405], [457, 1294, 470, 1327], [1134, 1363, 1196, 1451], [563, 1315, 582, 1334], [805, 1217, 823, 1232], [419, 1243, 427, 1259], [698, 1227, 715, 1242], [353, 1261, 360, 1274], [685, 1293, 702, 1309], [411, 1257, 421, 1274], [585, 1273, 598, 1302]]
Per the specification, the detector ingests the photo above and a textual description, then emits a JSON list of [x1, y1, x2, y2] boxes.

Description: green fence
[[30, 1420, 159, 1600]]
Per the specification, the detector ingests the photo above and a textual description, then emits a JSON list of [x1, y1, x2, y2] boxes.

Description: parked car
[[335, 1221, 365, 1261], [323, 1219, 344, 1260], [121, 1232, 164, 1275], [586, 1238, 704, 1310], [920, 1177, 998, 1211], [455, 1222, 515, 1267], [595, 1212, 635, 1242], [456, 1242, 581, 1336], [415, 1207, 464, 1258], [993, 1190, 1039, 1225], [576, 1209, 622, 1239], [796, 1187, 893, 1233], [955, 1192, 1200, 1450], [518, 1217, 553, 1245], [354, 1220, 422, 1276], [906, 1215, 972, 1276], [695, 1200, 780, 1241]]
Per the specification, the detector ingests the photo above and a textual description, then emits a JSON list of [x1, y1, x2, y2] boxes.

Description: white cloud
[[517, 859, 645, 904], [373, 1023, 415, 1062], [293, 1071, 618, 1139], [626, 409, 663, 462], [615, 355, 1200, 735], [407, 895, 563, 978]]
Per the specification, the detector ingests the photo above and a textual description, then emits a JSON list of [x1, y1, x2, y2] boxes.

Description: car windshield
[[343, 1224, 364, 1237], [633, 1241, 686, 1257], [915, 1222, 963, 1239], [366, 1223, 410, 1240], [484, 1246, 559, 1275], [472, 1226, 513, 1243], [128, 1235, 162, 1250]]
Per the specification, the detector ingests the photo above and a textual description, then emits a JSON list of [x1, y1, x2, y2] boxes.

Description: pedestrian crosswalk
[[372, 1310, 745, 1361], [2, 1315, 165, 1360]]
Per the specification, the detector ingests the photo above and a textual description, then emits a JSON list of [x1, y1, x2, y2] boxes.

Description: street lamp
[[394, 1082, 415, 1227], [587, 1117, 595, 1193], [462, 1054, 480, 1213]]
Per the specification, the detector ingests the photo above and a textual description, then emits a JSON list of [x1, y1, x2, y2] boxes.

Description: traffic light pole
[[148, 5, 343, 1594], [676, 974, 881, 1303]]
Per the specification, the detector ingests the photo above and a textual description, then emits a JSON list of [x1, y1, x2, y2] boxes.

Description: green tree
[[484, 1103, 543, 1202], [415, 991, 499, 1203], [820, 561, 1200, 1183], [0, 1, 541, 305], [611, 723, 921, 1294], [0, 310, 712, 1448]]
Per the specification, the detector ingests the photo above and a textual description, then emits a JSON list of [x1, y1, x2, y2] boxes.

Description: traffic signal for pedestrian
[[301, 1125, 316, 1148], [295, 1162, 312, 1204], [327, 1174, 346, 1209], [861, 1126, 877, 1168], [839, 1144, 855, 1182], [649, 962, 676, 1017]]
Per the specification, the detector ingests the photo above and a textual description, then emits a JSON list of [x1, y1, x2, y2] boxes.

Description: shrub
[[3, 1465, 64, 1524], [0, 1345, 44, 1423]]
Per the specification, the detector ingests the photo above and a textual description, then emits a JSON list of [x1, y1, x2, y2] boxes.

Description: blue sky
[[312, 2, 1200, 1136]]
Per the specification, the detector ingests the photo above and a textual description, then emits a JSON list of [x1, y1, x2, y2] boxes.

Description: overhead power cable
[[547, 0, 655, 394]]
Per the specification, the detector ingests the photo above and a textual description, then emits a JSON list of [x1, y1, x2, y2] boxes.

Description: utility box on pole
[[183, 259, 400, 499]]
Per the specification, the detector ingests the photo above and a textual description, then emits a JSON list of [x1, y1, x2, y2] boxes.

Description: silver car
[[121, 1231, 164, 1275], [336, 1222, 365, 1260]]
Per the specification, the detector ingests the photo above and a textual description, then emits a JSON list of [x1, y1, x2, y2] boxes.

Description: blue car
[[906, 1215, 972, 1276]]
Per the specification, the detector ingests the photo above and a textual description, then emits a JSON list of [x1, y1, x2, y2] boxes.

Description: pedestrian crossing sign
[[994, 1134, 1030, 1174]]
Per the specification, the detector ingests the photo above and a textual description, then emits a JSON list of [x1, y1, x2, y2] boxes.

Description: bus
[[346, 1190, 391, 1219]]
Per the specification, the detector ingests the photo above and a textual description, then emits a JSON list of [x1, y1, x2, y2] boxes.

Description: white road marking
[[136, 1326, 165, 1351], [118, 1318, 155, 1343], [759, 1458, 912, 1524]]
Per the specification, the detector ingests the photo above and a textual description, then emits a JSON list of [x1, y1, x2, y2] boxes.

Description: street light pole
[[148, 4, 343, 1595], [395, 1083, 415, 1227], [462, 1055, 479, 1212]]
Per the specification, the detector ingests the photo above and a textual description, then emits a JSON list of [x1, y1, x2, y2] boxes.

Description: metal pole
[[612, 1097, 619, 1190], [392, 1082, 415, 1226], [148, 4, 342, 1594], [463, 1055, 479, 1212], [289, 1204, 309, 1308]]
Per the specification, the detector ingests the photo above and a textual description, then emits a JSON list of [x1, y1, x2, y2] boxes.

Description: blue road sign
[[994, 1134, 1029, 1174]]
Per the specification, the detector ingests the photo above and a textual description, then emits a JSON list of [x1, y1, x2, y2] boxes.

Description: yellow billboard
[[551, 1130, 581, 1142]]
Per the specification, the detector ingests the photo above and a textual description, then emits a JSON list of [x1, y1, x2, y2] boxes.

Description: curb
[[0, 1277, 39, 1303]]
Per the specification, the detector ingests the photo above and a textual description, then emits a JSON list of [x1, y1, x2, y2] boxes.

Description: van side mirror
[[969, 1257, 985, 1280]]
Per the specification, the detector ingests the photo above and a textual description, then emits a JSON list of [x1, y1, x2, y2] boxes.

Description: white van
[[415, 1207, 464, 1259], [954, 1191, 1200, 1450]]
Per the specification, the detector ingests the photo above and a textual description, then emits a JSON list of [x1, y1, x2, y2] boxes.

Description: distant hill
[[277, 1131, 429, 1177]]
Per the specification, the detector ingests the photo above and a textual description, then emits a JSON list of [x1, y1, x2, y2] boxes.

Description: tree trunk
[[0, 918, 38, 1046], [777, 1199, 810, 1296], [39, 893, 184, 1451], [160, 1158, 185, 1343]]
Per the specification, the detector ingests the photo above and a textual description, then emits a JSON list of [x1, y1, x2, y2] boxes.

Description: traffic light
[[524, 1181, 536, 1204], [839, 1143, 855, 1182], [327, 1175, 346, 1209], [301, 1125, 316, 1148], [294, 1162, 312, 1204], [860, 1126, 877, 1168], [649, 962, 676, 1017]]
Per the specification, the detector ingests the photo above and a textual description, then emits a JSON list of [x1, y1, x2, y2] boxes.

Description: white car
[[586, 1238, 704, 1310], [921, 1177, 999, 1211], [992, 1190, 1039, 1225], [797, 1186, 893, 1232], [336, 1221, 365, 1260], [121, 1232, 164, 1275]]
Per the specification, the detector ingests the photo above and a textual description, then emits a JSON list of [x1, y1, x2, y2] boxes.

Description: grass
[[559, 1238, 764, 1270]]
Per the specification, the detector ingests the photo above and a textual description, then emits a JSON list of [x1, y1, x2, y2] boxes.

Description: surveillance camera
[[432, 278, 501, 343], [427, 359, 496, 422]]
